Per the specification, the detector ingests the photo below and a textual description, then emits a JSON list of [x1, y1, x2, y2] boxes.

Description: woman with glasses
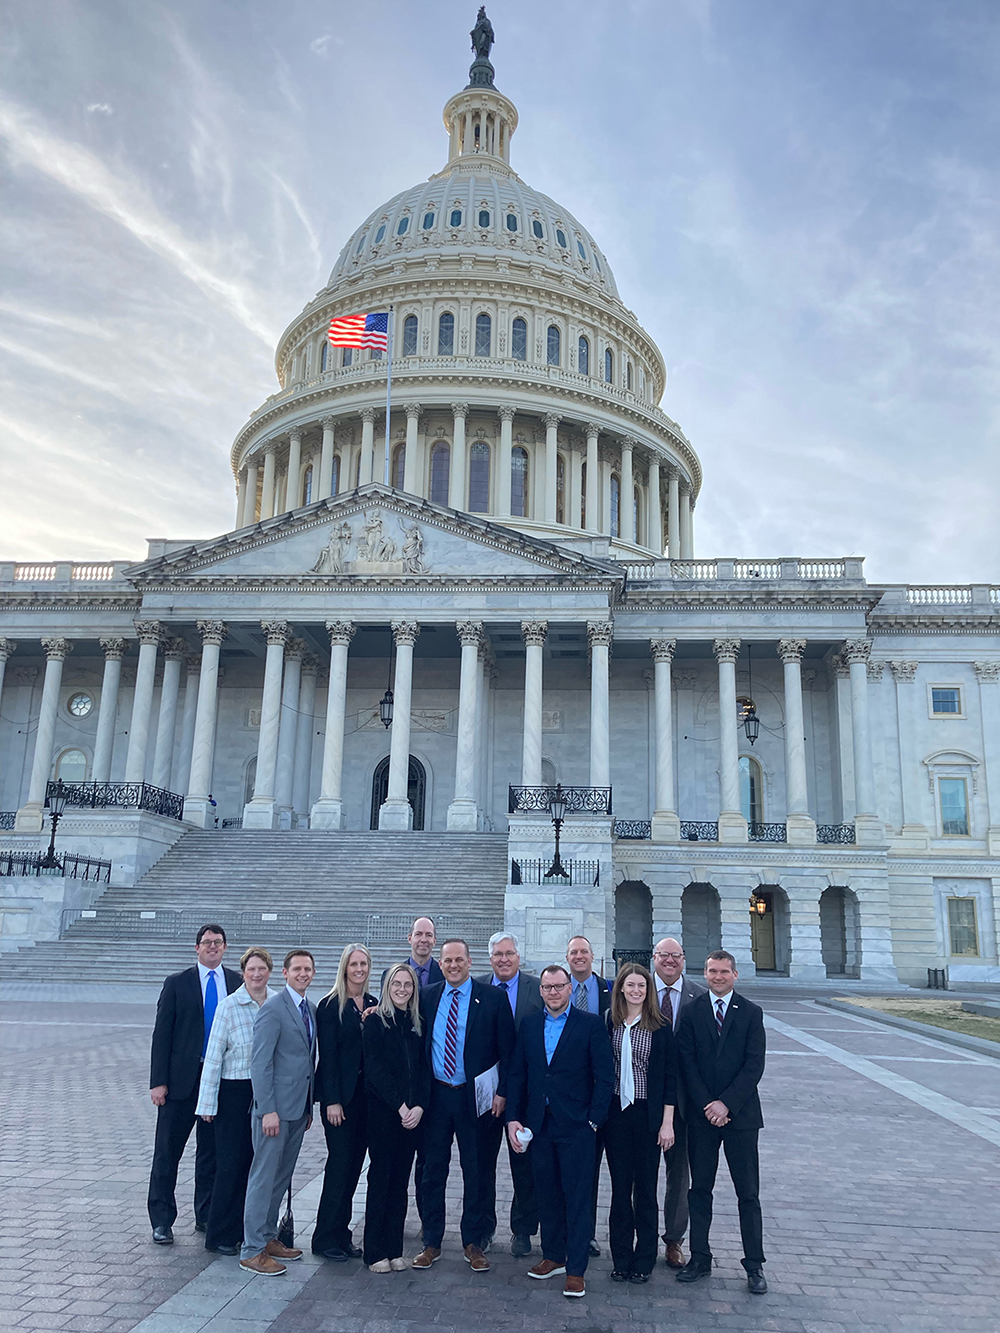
[[312, 943, 377, 1261], [361, 963, 430, 1272], [604, 964, 677, 1284]]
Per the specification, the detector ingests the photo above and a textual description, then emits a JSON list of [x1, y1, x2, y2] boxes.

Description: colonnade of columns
[[233, 405, 697, 558]]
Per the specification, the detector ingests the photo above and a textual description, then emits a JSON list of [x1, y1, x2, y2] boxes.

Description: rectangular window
[[931, 687, 961, 715], [947, 897, 979, 956], [939, 777, 969, 836]]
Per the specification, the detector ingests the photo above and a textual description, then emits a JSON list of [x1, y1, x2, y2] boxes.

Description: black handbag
[[277, 1181, 294, 1248]]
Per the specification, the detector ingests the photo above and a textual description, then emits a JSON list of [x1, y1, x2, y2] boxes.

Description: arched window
[[605, 347, 614, 383], [374, 224, 386, 243], [577, 239, 587, 261], [532, 219, 544, 239], [578, 335, 590, 376], [546, 325, 561, 366], [634, 486, 642, 543], [402, 314, 418, 357], [429, 441, 450, 505], [580, 460, 588, 528], [511, 447, 529, 517], [391, 444, 405, 490], [469, 441, 490, 511], [512, 317, 527, 361], [555, 228, 567, 248], [556, 454, 565, 523], [370, 346, 382, 360], [422, 211, 435, 229], [739, 756, 763, 824], [438, 311, 455, 356], [55, 748, 87, 782], [303, 465, 313, 505], [320, 342, 329, 372], [475, 312, 492, 357], [627, 361, 633, 390], [478, 209, 491, 228], [506, 213, 518, 232], [610, 473, 620, 538], [331, 455, 340, 496], [449, 208, 462, 227], [342, 347, 353, 367], [396, 215, 409, 235]]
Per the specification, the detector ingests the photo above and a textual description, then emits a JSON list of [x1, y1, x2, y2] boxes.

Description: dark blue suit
[[506, 1005, 614, 1276]]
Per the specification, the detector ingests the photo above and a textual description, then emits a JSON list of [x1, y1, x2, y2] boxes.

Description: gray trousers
[[661, 1110, 690, 1244], [241, 1113, 309, 1259]]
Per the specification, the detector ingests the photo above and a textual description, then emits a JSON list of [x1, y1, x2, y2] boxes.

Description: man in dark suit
[[411, 938, 516, 1273], [147, 923, 242, 1244], [474, 930, 543, 1257], [675, 950, 767, 1295], [506, 963, 614, 1299], [381, 915, 444, 990], [651, 936, 706, 1268], [565, 935, 611, 1255]]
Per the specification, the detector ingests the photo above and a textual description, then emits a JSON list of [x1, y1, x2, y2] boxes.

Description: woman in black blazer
[[361, 963, 431, 1272], [604, 964, 677, 1283], [311, 943, 377, 1261]]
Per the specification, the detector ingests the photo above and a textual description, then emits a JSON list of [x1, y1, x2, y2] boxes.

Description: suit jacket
[[380, 957, 445, 990], [676, 989, 766, 1134], [658, 973, 707, 1118], [604, 1015, 679, 1134], [149, 964, 242, 1101], [363, 1008, 432, 1114], [572, 972, 612, 1018], [473, 970, 543, 1031], [420, 978, 516, 1118], [315, 990, 377, 1109], [250, 988, 318, 1121], [506, 1005, 615, 1137]]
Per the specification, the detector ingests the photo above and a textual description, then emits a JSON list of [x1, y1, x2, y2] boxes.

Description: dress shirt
[[492, 970, 519, 1016], [285, 983, 313, 1038], [571, 973, 599, 1013], [655, 975, 683, 1029], [197, 961, 223, 1004], [408, 956, 432, 989], [195, 984, 274, 1117], [543, 1007, 570, 1064], [431, 976, 472, 1084], [712, 989, 734, 1022]]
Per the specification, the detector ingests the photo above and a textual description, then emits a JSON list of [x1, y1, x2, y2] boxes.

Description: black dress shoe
[[316, 1247, 349, 1262], [195, 1221, 207, 1234], [629, 1271, 650, 1284], [345, 1244, 362, 1259], [588, 1239, 601, 1257], [746, 1266, 768, 1294], [207, 1244, 239, 1256], [510, 1234, 531, 1258], [676, 1258, 712, 1283], [610, 1269, 629, 1282], [151, 1226, 174, 1245]]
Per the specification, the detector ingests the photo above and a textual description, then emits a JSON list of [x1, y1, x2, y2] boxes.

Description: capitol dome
[[229, 27, 702, 561]]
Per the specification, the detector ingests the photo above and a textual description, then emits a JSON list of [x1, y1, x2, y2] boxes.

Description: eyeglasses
[[492, 951, 518, 960], [653, 952, 684, 961], [540, 983, 571, 993]]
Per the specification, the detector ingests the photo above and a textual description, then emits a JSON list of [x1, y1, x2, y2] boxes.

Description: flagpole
[[383, 305, 394, 486]]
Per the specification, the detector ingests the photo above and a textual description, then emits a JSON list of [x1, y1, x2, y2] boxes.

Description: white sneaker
[[389, 1258, 408, 1271], [369, 1259, 392, 1273]]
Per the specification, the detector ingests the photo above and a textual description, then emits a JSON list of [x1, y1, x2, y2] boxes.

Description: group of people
[[146, 917, 767, 1300]]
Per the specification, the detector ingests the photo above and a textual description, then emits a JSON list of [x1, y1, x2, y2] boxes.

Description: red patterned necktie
[[715, 998, 725, 1034], [443, 988, 460, 1080]]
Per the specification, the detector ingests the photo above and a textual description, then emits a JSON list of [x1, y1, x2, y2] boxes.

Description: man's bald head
[[408, 917, 437, 964], [652, 937, 685, 986]]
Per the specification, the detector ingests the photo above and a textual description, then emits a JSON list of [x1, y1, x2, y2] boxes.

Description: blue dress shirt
[[543, 1007, 570, 1064], [492, 970, 519, 1016], [431, 976, 472, 1084], [571, 973, 599, 1013]]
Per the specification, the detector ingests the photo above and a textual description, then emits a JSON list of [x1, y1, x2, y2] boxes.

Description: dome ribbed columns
[[449, 403, 469, 509], [497, 407, 515, 518], [667, 468, 681, 558], [259, 443, 278, 520], [318, 417, 336, 499], [543, 414, 560, 524], [620, 437, 636, 543], [285, 428, 303, 510], [403, 404, 422, 494], [647, 457, 662, 554], [245, 460, 259, 526], [584, 423, 600, 532]]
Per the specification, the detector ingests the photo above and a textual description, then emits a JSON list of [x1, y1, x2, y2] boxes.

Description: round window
[[68, 692, 93, 718]]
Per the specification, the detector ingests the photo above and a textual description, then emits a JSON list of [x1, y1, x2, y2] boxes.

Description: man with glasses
[[651, 937, 705, 1269], [565, 935, 611, 1256], [475, 932, 542, 1257]]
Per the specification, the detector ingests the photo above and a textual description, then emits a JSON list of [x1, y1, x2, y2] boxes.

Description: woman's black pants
[[604, 1096, 661, 1276], [205, 1078, 253, 1250], [363, 1096, 419, 1265], [312, 1089, 368, 1255]]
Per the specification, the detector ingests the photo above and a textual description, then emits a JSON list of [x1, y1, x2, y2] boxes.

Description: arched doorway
[[681, 883, 721, 971], [614, 880, 652, 970], [749, 886, 791, 974], [820, 886, 861, 978], [370, 755, 426, 830]]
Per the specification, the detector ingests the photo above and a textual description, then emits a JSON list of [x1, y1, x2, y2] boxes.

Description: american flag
[[327, 311, 389, 350]]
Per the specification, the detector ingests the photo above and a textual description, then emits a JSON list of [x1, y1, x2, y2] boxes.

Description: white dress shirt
[[197, 961, 223, 1003], [712, 989, 734, 1022], [655, 975, 683, 1029]]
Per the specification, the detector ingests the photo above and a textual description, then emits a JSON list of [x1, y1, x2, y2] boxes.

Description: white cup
[[515, 1127, 533, 1146]]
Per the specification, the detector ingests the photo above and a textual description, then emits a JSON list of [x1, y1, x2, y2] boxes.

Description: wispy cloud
[[86, 102, 113, 114]]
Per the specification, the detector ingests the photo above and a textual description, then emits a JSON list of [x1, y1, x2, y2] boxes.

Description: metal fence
[[508, 785, 613, 815], [816, 824, 856, 845], [612, 948, 652, 971], [613, 819, 651, 840], [47, 780, 185, 821], [2, 850, 111, 882], [0, 812, 15, 831], [748, 822, 787, 843], [510, 859, 600, 886], [679, 821, 719, 841]]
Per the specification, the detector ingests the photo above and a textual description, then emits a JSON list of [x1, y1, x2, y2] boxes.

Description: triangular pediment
[[124, 486, 622, 586]]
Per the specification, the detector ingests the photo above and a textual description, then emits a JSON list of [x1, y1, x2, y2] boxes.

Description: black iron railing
[[680, 821, 719, 841], [508, 785, 612, 816], [0, 812, 15, 831], [816, 823, 856, 845], [511, 859, 600, 886], [613, 819, 651, 840], [46, 781, 185, 821], [748, 822, 787, 843], [2, 850, 111, 882], [220, 817, 243, 830], [612, 948, 652, 971]]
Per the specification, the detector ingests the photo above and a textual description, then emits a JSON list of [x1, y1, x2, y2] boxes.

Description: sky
[[2, 0, 998, 583]]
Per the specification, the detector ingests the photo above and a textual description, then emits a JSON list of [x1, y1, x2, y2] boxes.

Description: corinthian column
[[244, 621, 289, 829], [274, 638, 305, 820], [646, 458, 662, 554], [359, 408, 376, 486], [174, 655, 200, 797], [311, 622, 355, 829], [520, 621, 547, 786], [650, 639, 680, 841], [125, 621, 162, 783], [844, 639, 883, 845], [620, 438, 635, 543], [151, 638, 186, 791], [714, 638, 747, 842], [403, 404, 422, 494], [379, 622, 420, 829], [92, 637, 126, 782], [447, 621, 483, 830], [285, 427, 303, 510], [449, 403, 468, 509], [778, 639, 816, 845], [15, 638, 72, 832], [584, 424, 600, 532], [667, 468, 680, 559], [235, 470, 248, 530], [543, 414, 560, 523], [292, 655, 318, 819], [259, 443, 278, 520], [184, 622, 227, 826], [244, 461, 259, 526], [497, 407, 515, 518], [588, 621, 613, 788]]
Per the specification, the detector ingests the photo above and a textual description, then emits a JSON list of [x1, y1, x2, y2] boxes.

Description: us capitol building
[[1, 21, 998, 988]]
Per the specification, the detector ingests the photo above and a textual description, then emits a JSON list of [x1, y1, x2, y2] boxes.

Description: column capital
[[261, 620, 289, 647], [134, 620, 163, 648], [777, 638, 806, 665], [587, 620, 614, 650], [326, 620, 356, 647], [583, 421, 600, 439], [360, 406, 378, 423], [650, 638, 676, 664], [843, 639, 871, 665], [263, 439, 280, 456], [497, 406, 516, 423], [867, 661, 884, 682], [41, 637, 72, 661], [319, 415, 336, 431], [450, 401, 469, 419], [300, 653, 320, 676], [543, 413, 561, 431], [889, 660, 918, 682], [405, 402, 423, 421], [0, 639, 15, 661], [713, 638, 741, 664], [288, 425, 305, 443], [99, 637, 127, 660], [197, 620, 228, 646], [186, 653, 202, 675], [621, 435, 638, 452], [392, 620, 420, 647], [521, 620, 548, 647], [456, 620, 484, 648], [286, 637, 309, 660], [974, 660, 1000, 682], [828, 652, 849, 679], [163, 637, 188, 660]]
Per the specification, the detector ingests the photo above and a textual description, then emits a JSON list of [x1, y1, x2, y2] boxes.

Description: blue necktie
[[300, 998, 312, 1043], [202, 970, 218, 1058]]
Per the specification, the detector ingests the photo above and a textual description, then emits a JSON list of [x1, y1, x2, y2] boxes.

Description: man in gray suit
[[652, 937, 706, 1269], [475, 931, 543, 1257], [240, 949, 318, 1275]]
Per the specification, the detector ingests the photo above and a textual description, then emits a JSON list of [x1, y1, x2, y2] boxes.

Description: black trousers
[[363, 1096, 419, 1265], [604, 1097, 660, 1275], [312, 1088, 368, 1254], [419, 1082, 488, 1249], [147, 1067, 216, 1230], [481, 1112, 539, 1239], [588, 1124, 606, 1240], [661, 1108, 690, 1243], [532, 1112, 596, 1278], [687, 1121, 765, 1266], [205, 1078, 253, 1250]]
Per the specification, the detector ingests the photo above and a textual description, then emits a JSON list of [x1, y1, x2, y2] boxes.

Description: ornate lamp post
[[379, 629, 394, 728], [40, 779, 70, 871], [742, 643, 760, 745], [545, 783, 570, 879]]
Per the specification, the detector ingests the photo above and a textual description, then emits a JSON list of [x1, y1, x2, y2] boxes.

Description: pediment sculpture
[[308, 510, 430, 577]]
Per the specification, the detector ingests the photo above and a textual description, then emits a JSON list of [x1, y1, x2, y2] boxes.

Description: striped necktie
[[715, 997, 725, 1034], [443, 988, 461, 1080], [574, 982, 589, 1012]]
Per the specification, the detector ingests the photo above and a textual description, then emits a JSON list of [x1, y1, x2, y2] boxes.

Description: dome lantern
[[441, 8, 518, 172]]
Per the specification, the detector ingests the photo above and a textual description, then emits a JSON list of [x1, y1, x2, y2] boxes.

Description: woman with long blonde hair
[[313, 943, 377, 1260]]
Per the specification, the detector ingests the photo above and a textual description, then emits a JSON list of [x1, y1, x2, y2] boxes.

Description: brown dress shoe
[[564, 1275, 586, 1297], [239, 1251, 286, 1275], [266, 1238, 302, 1261], [528, 1258, 566, 1279], [464, 1244, 490, 1272], [665, 1242, 685, 1268], [411, 1246, 442, 1269]]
